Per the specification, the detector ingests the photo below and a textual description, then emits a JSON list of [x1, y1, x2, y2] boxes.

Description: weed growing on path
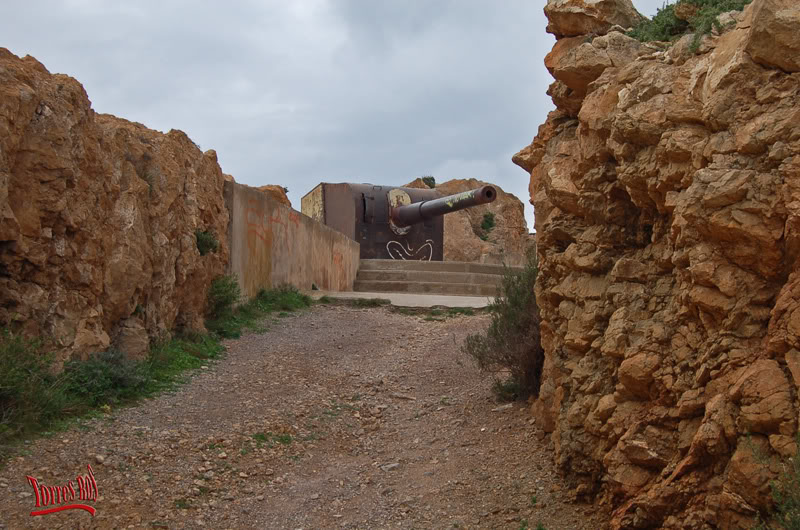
[[350, 298, 391, 308], [392, 306, 479, 321]]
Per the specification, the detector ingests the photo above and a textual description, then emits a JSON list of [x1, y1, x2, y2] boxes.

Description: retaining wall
[[224, 181, 360, 298]]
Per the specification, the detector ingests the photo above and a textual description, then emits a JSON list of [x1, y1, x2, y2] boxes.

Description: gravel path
[[0, 305, 607, 529]]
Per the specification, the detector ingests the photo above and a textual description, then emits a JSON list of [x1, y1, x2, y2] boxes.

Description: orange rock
[[513, 0, 800, 526], [544, 0, 645, 39], [257, 185, 291, 208], [0, 48, 229, 362], [403, 178, 531, 266]]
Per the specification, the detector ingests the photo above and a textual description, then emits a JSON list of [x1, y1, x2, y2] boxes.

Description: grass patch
[[205, 276, 312, 339], [628, 0, 752, 52], [194, 229, 219, 256], [461, 250, 543, 400], [251, 431, 293, 448], [391, 306, 479, 320], [0, 329, 223, 464], [252, 432, 270, 447], [317, 295, 333, 304], [0, 277, 310, 465], [349, 298, 391, 308]]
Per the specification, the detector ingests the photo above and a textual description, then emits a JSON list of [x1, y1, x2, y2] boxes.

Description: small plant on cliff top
[[195, 229, 219, 256], [461, 249, 543, 400], [628, 0, 752, 52], [421, 176, 436, 189]]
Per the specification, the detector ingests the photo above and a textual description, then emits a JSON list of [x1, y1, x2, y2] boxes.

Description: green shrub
[[481, 212, 496, 232], [755, 434, 800, 529], [0, 331, 70, 441], [462, 251, 543, 400], [421, 176, 436, 189], [0, 328, 226, 461], [206, 275, 241, 320], [206, 279, 312, 339], [627, 3, 688, 42], [62, 349, 148, 407], [628, 0, 752, 52], [195, 229, 219, 256], [253, 285, 312, 312], [1, 279, 312, 462]]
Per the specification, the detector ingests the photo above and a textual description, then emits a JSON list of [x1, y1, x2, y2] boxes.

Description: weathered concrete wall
[[225, 181, 360, 298]]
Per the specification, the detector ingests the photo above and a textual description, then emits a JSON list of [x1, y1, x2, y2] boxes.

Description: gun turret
[[301, 183, 497, 261], [389, 185, 496, 234]]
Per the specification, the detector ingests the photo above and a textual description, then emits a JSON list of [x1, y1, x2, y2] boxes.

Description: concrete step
[[353, 279, 499, 297], [359, 259, 520, 276], [309, 290, 492, 308], [356, 269, 502, 286]]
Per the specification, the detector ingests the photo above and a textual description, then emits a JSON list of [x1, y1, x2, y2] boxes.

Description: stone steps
[[354, 259, 517, 297]]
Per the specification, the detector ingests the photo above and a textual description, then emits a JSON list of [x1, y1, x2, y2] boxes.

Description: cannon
[[301, 183, 496, 261]]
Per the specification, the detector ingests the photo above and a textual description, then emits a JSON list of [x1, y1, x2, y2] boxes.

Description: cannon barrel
[[390, 185, 496, 228]]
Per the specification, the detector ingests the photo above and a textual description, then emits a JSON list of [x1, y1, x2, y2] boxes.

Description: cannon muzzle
[[389, 185, 496, 231]]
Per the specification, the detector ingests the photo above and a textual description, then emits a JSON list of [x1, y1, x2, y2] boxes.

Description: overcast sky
[[3, 1, 668, 231]]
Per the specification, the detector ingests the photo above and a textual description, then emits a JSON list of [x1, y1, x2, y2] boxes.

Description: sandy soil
[[0, 305, 608, 529]]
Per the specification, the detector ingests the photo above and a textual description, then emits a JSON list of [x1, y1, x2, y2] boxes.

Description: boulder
[[257, 185, 291, 208], [744, 0, 800, 73], [544, 0, 645, 39]]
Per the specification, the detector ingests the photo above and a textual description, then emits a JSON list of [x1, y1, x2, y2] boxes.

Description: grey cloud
[[3, 1, 666, 231]]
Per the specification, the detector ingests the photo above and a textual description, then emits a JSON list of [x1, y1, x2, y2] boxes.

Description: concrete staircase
[[354, 259, 518, 297]]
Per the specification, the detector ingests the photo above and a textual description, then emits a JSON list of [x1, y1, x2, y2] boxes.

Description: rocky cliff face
[[514, 0, 800, 527], [0, 49, 229, 363], [405, 178, 533, 266]]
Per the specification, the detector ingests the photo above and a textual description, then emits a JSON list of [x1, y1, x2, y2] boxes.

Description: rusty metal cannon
[[301, 183, 496, 260]]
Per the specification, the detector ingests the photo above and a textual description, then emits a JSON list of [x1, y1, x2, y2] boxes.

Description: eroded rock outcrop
[[405, 178, 532, 266], [0, 49, 229, 363], [514, 0, 800, 527], [257, 185, 291, 208]]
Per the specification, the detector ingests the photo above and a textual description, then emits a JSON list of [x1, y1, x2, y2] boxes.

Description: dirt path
[[0, 305, 606, 529]]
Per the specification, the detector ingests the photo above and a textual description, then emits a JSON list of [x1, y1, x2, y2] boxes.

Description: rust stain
[[244, 199, 273, 292], [333, 250, 345, 290]]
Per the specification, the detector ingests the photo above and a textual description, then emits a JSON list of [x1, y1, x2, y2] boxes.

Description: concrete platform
[[354, 259, 509, 297], [308, 290, 494, 308]]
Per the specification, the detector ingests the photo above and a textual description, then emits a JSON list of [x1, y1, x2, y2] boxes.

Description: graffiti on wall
[[386, 239, 434, 261], [245, 200, 304, 256], [245, 199, 273, 253]]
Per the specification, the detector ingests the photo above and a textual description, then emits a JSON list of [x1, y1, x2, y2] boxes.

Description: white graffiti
[[386, 239, 434, 261]]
